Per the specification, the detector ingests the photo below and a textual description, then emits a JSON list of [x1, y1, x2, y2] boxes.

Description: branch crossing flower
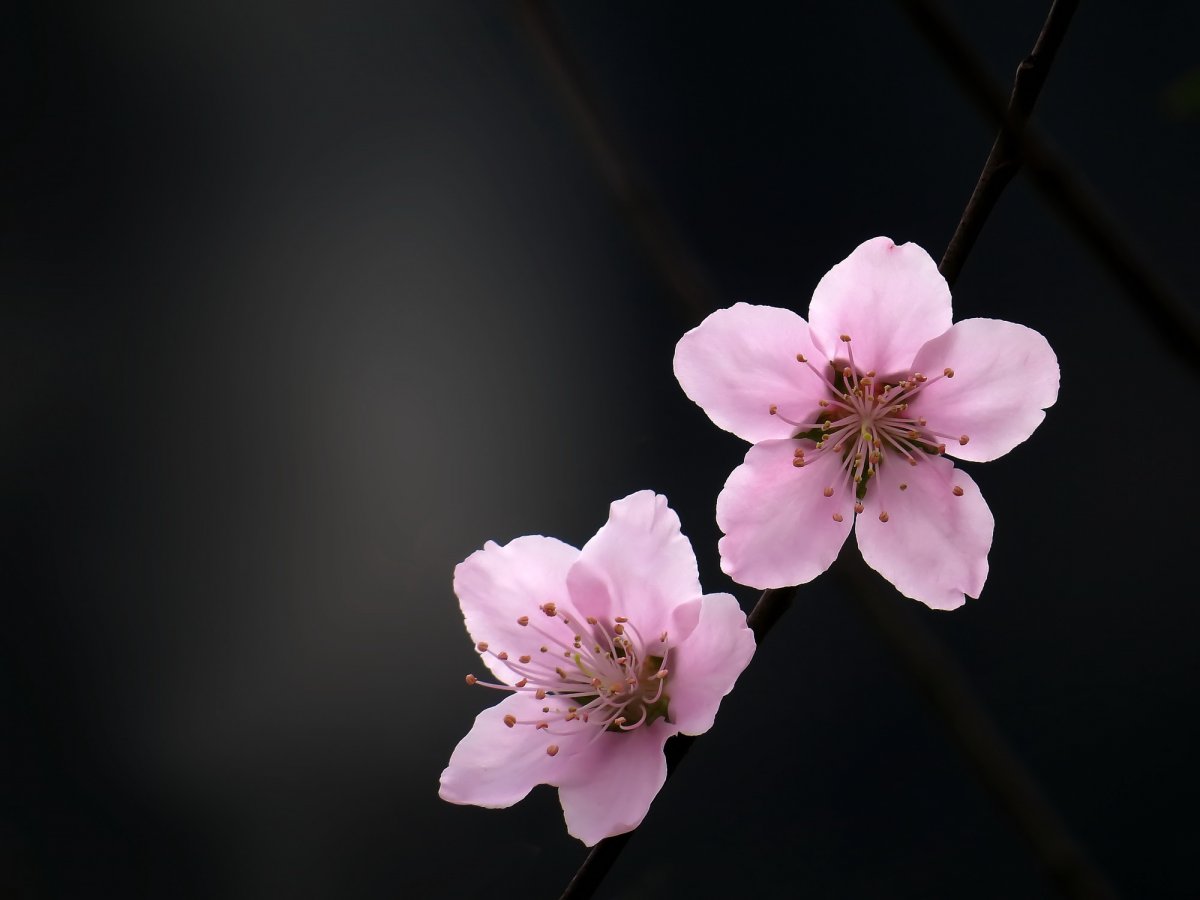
[[439, 491, 755, 846], [674, 237, 1059, 609]]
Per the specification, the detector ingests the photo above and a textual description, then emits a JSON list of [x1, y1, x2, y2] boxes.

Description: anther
[[823, 486, 834, 497], [854, 502, 864, 514], [840, 334, 851, 342], [796, 353, 807, 362], [769, 404, 778, 415], [519, 655, 531, 664], [915, 373, 927, 383], [546, 744, 559, 756], [936, 443, 947, 454], [958, 434, 970, 445], [614, 623, 625, 635], [653, 669, 669, 679], [818, 399, 828, 407], [539, 646, 548, 653], [793, 457, 805, 467], [843, 366, 853, 379], [879, 511, 890, 523], [899, 483, 908, 491], [465, 674, 477, 685], [535, 688, 546, 699], [503, 714, 516, 728], [497, 651, 508, 661], [613, 717, 626, 727], [516, 616, 529, 627], [794, 447, 805, 457], [586, 616, 597, 625], [944, 367, 955, 378], [555, 667, 568, 679], [615, 616, 628, 623], [535, 722, 549, 731], [515, 678, 528, 688], [659, 631, 668, 642], [541, 602, 557, 617], [476, 642, 488, 652], [832, 512, 844, 522], [953, 485, 965, 497]]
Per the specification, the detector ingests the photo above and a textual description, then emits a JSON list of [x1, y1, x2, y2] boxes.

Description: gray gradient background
[[3, 1, 1198, 898]]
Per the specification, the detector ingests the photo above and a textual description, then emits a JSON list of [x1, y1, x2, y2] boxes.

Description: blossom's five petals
[[443, 492, 755, 845], [454, 535, 579, 685], [664, 594, 756, 735], [567, 491, 702, 641], [909, 318, 1060, 463], [716, 440, 854, 590], [673, 302, 827, 444], [557, 721, 676, 846], [808, 237, 952, 375], [856, 455, 993, 610], [439, 693, 590, 808]]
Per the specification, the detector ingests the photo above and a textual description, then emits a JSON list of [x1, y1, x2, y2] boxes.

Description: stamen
[[465, 674, 477, 685]]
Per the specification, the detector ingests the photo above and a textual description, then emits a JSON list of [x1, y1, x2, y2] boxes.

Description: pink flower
[[673, 237, 1059, 610], [438, 490, 755, 846]]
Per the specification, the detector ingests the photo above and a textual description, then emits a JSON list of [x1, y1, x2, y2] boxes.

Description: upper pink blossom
[[673, 237, 1059, 610], [438, 491, 755, 846]]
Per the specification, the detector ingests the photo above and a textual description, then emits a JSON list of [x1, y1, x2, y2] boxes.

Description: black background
[[3, 2, 1198, 898]]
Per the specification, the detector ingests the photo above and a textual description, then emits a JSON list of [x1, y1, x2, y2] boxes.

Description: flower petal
[[808, 237, 952, 375], [556, 720, 676, 846], [454, 535, 580, 684], [856, 455, 993, 610], [567, 491, 701, 642], [438, 693, 591, 808], [908, 318, 1060, 463], [716, 440, 854, 589], [665, 594, 755, 735], [673, 303, 828, 444]]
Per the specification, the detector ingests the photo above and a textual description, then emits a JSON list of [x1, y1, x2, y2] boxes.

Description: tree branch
[[939, 0, 1078, 285], [898, 0, 1200, 371]]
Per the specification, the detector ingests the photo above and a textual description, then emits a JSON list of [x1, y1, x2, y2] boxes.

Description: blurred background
[[3, 1, 1198, 897]]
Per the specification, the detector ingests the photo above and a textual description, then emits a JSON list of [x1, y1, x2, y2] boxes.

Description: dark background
[[3, 1, 1198, 897]]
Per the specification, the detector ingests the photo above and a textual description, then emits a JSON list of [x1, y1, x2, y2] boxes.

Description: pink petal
[[454, 535, 580, 684], [665, 594, 755, 735], [567, 491, 701, 642], [856, 455, 993, 610], [908, 318, 1060, 463], [438, 693, 592, 808], [673, 303, 828, 444], [716, 440, 854, 589], [808, 237, 952, 376], [556, 720, 677, 846]]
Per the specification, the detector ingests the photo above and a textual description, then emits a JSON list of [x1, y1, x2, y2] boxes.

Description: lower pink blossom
[[438, 491, 755, 846], [673, 237, 1059, 610]]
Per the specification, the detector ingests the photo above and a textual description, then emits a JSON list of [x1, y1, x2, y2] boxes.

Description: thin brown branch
[[940, 0, 1078, 285], [898, 0, 1200, 370]]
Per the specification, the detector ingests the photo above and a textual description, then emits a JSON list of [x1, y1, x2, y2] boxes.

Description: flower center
[[464, 601, 671, 757], [769, 333, 969, 521]]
